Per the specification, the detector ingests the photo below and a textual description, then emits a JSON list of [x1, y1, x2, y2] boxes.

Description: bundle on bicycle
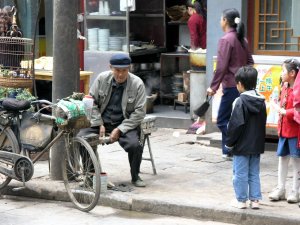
[[0, 95, 102, 212]]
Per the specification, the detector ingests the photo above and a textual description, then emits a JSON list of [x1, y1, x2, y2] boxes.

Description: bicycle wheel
[[0, 125, 20, 189], [62, 136, 101, 212]]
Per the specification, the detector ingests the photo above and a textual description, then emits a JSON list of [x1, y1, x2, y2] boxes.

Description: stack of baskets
[[0, 37, 34, 89], [172, 73, 184, 97]]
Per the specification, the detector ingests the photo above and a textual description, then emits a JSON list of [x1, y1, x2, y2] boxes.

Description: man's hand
[[99, 125, 105, 137], [110, 128, 121, 143], [207, 87, 216, 96]]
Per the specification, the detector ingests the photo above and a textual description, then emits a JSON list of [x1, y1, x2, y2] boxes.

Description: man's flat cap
[[110, 53, 131, 68]]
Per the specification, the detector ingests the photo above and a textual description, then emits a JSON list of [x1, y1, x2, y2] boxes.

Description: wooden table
[[34, 70, 93, 94]]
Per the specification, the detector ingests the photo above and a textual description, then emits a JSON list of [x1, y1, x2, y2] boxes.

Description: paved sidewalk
[[2, 128, 300, 225]]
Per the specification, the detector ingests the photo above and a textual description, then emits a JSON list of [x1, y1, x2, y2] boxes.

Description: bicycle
[[0, 97, 102, 212]]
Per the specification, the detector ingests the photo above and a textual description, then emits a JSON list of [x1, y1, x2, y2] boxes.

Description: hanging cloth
[[120, 0, 136, 12]]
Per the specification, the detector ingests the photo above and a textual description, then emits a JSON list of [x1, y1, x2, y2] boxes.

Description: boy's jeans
[[233, 154, 262, 202]]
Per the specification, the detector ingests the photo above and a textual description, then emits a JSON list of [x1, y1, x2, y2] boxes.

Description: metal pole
[[51, 0, 79, 180]]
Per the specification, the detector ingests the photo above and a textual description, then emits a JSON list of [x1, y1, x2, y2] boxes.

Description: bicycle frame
[[0, 98, 102, 212], [0, 128, 69, 180], [30, 129, 64, 164]]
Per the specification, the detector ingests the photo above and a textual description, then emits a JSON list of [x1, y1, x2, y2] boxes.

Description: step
[[147, 104, 192, 129]]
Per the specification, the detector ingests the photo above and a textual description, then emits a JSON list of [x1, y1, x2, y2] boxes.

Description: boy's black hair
[[235, 66, 258, 91]]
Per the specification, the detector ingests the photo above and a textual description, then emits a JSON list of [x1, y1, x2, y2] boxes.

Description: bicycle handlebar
[[33, 112, 56, 121], [31, 99, 56, 121], [31, 99, 53, 106], [99, 136, 111, 145]]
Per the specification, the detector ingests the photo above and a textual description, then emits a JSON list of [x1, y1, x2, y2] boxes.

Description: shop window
[[254, 0, 300, 56]]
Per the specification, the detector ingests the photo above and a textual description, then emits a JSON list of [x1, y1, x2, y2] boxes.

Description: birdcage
[[0, 36, 34, 88]]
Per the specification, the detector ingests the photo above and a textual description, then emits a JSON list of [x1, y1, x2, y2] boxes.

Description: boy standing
[[226, 66, 267, 209]]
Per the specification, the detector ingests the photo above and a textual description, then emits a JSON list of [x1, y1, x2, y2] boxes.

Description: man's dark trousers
[[78, 125, 143, 182]]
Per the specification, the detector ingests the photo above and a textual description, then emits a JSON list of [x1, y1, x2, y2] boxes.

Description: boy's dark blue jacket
[[226, 90, 267, 155]]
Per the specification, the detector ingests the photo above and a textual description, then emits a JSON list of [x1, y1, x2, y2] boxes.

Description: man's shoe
[[132, 178, 146, 187], [268, 187, 286, 201], [287, 190, 299, 203]]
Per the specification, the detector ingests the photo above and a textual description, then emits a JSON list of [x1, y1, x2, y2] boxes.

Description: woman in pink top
[[207, 8, 254, 160], [186, 0, 207, 49]]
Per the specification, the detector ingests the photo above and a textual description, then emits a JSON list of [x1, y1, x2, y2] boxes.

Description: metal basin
[[190, 52, 206, 70]]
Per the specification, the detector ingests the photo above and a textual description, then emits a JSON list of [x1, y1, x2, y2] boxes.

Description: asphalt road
[[0, 195, 236, 225]]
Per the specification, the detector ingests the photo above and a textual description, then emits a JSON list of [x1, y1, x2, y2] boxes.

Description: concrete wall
[[179, 25, 190, 47], [206, 0, 247, 132]]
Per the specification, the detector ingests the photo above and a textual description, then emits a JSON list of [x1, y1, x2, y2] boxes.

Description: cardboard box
[[178, 93, 187, 102]]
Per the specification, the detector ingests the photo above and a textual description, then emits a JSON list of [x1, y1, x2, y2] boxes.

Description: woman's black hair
[[187, 0, 207, 19], [283, 58, 300, 75], [235, 66, 258, 91], [222, 8, 245, 46]]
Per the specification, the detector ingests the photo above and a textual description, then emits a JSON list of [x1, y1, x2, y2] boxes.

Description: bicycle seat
[[2, 98, 31, 111]]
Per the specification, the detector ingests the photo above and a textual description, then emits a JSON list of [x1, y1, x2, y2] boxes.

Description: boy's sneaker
[[231, 200, 247, 209], [250, 200, 260, 209], [222, 154, 233, 161], [268, 187, 286, 201], [287, 191, 299, 203]]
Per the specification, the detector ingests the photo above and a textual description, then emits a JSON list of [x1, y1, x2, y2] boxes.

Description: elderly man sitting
[[79, 53, 147, 187]]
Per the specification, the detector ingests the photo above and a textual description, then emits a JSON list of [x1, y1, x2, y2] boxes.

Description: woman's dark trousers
[[217, 87, 239, 155]]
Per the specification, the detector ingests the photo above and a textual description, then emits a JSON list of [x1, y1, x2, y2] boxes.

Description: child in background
[[269, 59, 300, 203], [293, 70, 300, 149], [294, 70, 300, 208], [226, 66, 266, 209]]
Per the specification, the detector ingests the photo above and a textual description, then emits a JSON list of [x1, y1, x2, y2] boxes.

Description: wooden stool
[[140, 116, 157, 175], [82, 116, 158, 175], [174, 99, 190, 113]]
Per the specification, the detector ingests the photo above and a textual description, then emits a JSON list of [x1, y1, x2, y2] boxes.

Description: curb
[[2, 180, 69, 202], [2, 181, 300, 225], [131, 197, 300, 225]]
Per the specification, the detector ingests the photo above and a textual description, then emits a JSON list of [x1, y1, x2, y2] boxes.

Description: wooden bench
[[83, 115, 157, 175]]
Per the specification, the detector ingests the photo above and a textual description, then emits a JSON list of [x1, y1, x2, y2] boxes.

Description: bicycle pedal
[[12, 186, 26, 192]]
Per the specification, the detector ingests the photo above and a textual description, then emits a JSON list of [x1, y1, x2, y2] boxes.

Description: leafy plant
[[15, 88, 36, 101], [0, 87, 8, 99], [0, 87, 36, 101]]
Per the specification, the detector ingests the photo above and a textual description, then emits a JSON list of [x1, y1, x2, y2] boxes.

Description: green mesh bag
[[55, 99, 90, 129]]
